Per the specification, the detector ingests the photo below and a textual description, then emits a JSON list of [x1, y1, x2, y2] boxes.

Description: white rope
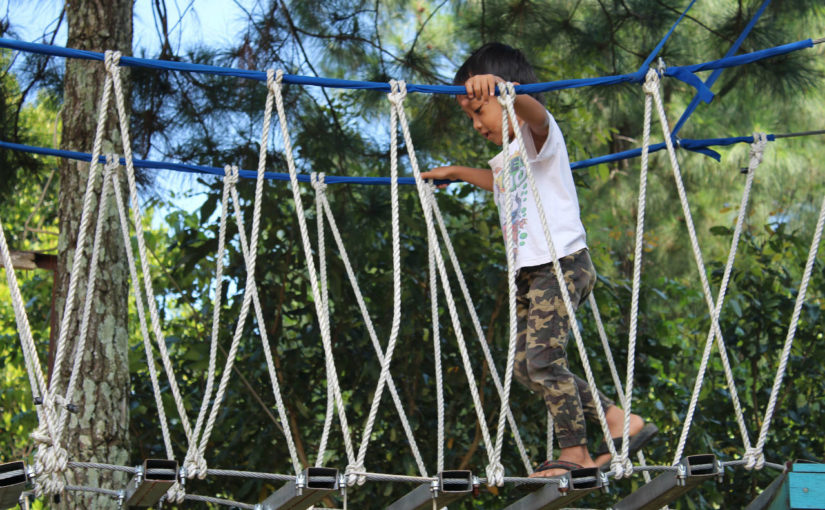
[[488, 87, 519, 486], [313, 172, 336, 468], [193, 74, 277, 471], [56, 156, 117, 446], [32, 51, 122, 497], [586, 293, 652, 482], [386, 80, 499, 483], [0, 206, 66, 497], [427, 203, 445, 474], [353, 80, 405, 476], [106, 51, 191, 502], [426, 179, 533, 473], [312, 172, 428, 476], [108, 52, 194, 448], [659, 91, 759, 464], [110, 163, 177, 462], [749, 192, 825, 469], [47, 53, 115, 411], [270, 70, 358, 480], [183, 165, 235, 478], [615, 69, 656, 477], [216, 165, 302, 476], [497, 82, 618, 476]]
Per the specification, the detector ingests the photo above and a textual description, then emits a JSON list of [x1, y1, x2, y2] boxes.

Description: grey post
[[502, 466, 605, 510], [610, 454, 721, 510], [257, 467, 339, 510], [124, 459, 179, 507], [0, 461, 28, 509], [384, 470, 474, 510]]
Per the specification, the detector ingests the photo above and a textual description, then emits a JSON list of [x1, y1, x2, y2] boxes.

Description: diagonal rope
[[213, 165, 302, 476], [642, 73, 760, 463], [353, 81, 405, 476], [109, 162, 177, 462], [388, 81, 499, 480], [311, 172, 428, 476], [748, 192, 825, 469], [426, 183, 533, 472], [183, 166, 234, 478], [270, 70, 357, 479]]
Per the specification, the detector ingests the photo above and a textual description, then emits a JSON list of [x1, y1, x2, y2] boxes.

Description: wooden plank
[[0, 251, 57, 271]]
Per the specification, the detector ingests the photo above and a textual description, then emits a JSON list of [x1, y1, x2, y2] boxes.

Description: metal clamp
[[0, 461, 29, 510], [124, 459, 179, 507]]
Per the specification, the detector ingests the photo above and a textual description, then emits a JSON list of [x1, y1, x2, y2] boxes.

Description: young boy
[[421, 42, 654, 478]]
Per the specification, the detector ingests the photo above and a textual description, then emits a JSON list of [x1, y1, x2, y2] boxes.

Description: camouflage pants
[[514, 248, 614, 448]]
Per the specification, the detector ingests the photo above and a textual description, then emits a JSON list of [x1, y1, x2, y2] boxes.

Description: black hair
[[453, 42, 544, 103]]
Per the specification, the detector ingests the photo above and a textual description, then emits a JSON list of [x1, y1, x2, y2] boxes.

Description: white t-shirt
[[488, 109, 587, 270]]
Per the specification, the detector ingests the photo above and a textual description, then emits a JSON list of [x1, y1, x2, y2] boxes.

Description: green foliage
[[2, 1, 825, 508]]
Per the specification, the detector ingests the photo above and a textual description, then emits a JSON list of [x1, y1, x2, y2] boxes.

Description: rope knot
[[311, 172, 327, 194], [104, 153, 120, 174], [30, 425, 53, 446], [224, 164, 240, 187], [104, 50, 122, 73], [485, 462, 505, 487], [387, 80, 407, 105], [744, 447, 765, 470], [748, 132, 767, 172], [267, 69, 280, 92], [609, 457, 626, 479], [495, 81, 516, 108], [642, 68, 659, 95], [345, 463, 366, 487], [33, 444, 68, 497], [167, 481, 186, 503]]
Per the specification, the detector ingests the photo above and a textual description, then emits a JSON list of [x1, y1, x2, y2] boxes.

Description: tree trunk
[[56, 1, 132, 507]]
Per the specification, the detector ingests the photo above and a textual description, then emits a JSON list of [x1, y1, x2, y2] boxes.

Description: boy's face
[[457, 94, 513, 146]]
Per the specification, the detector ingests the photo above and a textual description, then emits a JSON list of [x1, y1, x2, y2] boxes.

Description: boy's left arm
[[512, 94, 549, 151]]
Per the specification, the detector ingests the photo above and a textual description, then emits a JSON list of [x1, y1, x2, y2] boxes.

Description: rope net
[[1, 28, 823, 510]]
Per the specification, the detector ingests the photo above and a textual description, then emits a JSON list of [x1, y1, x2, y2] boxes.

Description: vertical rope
[[427, 192, 445, 474], [498, 82, 618, 475], [312, 172, 336, 468], [616, 69, 656, 474]]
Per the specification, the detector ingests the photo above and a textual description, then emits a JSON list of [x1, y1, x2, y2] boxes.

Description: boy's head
[[454, 42, 544, 146], [453, 42, 544, 103]]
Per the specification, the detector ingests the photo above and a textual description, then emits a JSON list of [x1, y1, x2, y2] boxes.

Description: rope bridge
[[1, 3, 824, 509]]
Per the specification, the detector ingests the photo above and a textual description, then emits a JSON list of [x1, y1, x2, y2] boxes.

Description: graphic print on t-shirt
[[493, 151, 529, 256]]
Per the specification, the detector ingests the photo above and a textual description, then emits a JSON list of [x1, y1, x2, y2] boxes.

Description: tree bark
[[56, 1, 132, 507]]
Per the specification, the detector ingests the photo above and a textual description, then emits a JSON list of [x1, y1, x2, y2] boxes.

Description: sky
[[1, 1, 261, 215], [1, 0, 256, 54]]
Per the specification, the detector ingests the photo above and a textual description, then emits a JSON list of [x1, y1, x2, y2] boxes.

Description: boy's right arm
[[420, 166, 494, 192]]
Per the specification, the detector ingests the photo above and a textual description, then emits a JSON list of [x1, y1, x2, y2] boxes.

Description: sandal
[[534, 459, 583, 476]]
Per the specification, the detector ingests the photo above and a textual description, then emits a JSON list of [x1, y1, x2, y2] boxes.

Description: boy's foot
[[593, 422, 658, 467], [530, 447, 597, 478]]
